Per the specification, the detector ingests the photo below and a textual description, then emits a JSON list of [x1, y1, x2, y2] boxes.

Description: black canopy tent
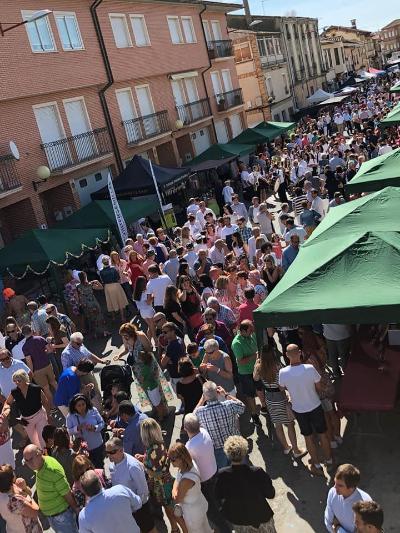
[[91, 155, 191, 200]]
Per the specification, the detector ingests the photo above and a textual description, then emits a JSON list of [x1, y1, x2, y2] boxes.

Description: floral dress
[[144, 443, 174, 506], [6, 493, 42, 533], [64, 279, 80, 317], [77, 282, 104, 336]]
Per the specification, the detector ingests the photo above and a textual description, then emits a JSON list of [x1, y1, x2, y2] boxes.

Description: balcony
[[0, 155, 21, 194], [123, 110, 170, 145], [176, 98, 211, 125], [260, 54, 286, 67], [216, 88, 243, 111], [207, 40, 233, 60], [41, 127, 112, 172]]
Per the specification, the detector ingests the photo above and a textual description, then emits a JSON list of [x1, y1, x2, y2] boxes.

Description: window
[[95, 173, 102, 182], [130, 15, 150, 46], [54, 12, 83, 50], [334, 48, 340, 65], [273, 38, 282, 55], [181, 16, 196, 43], [109, 14, 132, 48], [282, 73, 289, 94], [79, 178, 88, 188], [234, 42, 252, 62], [22, 10, 56, 52], [257, 37, 266, 57], [167, 16, 184, 44]]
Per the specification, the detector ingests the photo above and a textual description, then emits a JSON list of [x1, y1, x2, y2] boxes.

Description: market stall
[[346, 149, 400, 193]]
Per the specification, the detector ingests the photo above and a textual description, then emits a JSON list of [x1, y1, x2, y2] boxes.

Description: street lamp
[[0, 10, 52, 37], [32, 165, 51, 191]]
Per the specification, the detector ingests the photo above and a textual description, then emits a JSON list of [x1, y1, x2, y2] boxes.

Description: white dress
[[135, 292, 155, 319], [177, 464, 212, 533]]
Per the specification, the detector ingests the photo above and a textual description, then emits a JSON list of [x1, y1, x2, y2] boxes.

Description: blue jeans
[[47, 508, 78, 533], [214, 447, 229, 469]]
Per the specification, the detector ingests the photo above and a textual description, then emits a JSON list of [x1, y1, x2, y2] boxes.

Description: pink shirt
[[237, 300, 258, 324]]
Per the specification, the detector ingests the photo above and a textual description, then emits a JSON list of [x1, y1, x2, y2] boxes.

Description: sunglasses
[[73, 341, 83, 346], [6, 329, 16, 334], [205, 350, 215, 355], [46, 310, 54, 315], [106, 449, 119, 455]]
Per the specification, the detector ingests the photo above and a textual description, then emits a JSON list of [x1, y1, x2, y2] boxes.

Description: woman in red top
[[127, 250, 145, 287]]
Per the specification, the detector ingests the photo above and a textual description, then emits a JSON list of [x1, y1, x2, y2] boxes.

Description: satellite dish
[[9, 141, 20, 161]]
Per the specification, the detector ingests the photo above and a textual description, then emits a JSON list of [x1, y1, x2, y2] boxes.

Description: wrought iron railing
[[41, 127, 112, 172], [123, 110, 170, 145], [207, 39, 233, 59], [216, 88, 243, 111], [176, 98, 211, 125], [0, 155, 21, 193]]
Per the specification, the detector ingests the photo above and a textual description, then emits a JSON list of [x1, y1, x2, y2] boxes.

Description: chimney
[[242, 0, 252, 26], [350, 19, 357, 29]]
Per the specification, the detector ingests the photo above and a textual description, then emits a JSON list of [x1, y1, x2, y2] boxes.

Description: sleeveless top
[[206, 351, 234, 392]]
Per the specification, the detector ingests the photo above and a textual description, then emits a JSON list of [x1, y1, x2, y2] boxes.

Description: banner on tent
[[108, 173, 128, 243]]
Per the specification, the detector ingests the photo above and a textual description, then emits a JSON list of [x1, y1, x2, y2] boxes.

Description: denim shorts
[[47, 508, 78, 533]]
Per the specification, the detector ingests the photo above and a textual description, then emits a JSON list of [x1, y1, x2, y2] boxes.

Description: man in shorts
[[279, 344, 332, 476], [22, 324, 57, 405], [232, 320, 267, 427]]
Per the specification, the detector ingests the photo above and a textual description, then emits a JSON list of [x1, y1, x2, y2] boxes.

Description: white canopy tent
[[307, 88, 334, 104]]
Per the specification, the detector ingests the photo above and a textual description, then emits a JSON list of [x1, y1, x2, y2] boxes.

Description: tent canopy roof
[[185, 142, 254, 166], [346, 148, 400, 192], [380, 102, 400, 126], [304, 187, 400, 246], [254, 231, 400, 327], [57, 198, 157, 230], [92, 155, 190, 198], [390, 83, 400, 93], [317, 95, 349, 106], [307, 88, 334, 104], [0, 228, 110, 278]]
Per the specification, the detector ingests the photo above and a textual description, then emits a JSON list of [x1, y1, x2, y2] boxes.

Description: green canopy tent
[[229, 128, 271, 146], [389, 83, 400, 93], [254, 231, 400, 328], [185, 142, 254, 166], [57, 198, 157, 230], [346, 148, 400, 193], [0, 228, 110, 278], [253, 121, 295, 138], [305, 187, 400, 245], [380, 102, 400, 126]]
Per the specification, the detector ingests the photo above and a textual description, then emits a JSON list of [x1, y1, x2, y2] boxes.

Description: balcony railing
[[216, 88, 243, 111], [260, 55, 286, 67], [176, 98, 211, 125], [123, 110, 170, 145], [41, 127, 112, 172], [0, 154, 21, 193], [207, 39, 233, 59]]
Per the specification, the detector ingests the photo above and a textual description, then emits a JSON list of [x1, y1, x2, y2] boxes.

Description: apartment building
[[320, 37, 348, 89], [322, 20, 377, 72], [0, 0, 245, 245], [228, 16, 294, 126], [380, 19, 400, 60]]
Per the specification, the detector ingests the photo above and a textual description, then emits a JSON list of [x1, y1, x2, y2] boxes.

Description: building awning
[[170, 71, 198, 80]]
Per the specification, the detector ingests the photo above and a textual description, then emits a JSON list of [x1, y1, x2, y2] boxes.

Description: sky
[[227, 0, 397, 32]]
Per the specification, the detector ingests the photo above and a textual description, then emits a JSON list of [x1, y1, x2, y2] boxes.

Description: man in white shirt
[[187, 198, 200, 216], [325, 463, 371, 533], [283, 219, 307, 244], [184, 213, 202, 237], [196, 201, 215, 229], [248, 226, 267, 266], [377, 141, 393, 156], [279, 344, 332, 476], [209, 239, 228, 265], [145, 266, 171, 312], [231, 195, 248, 221], [222, 180, 234, 205], [221, 216, 238, 249], [334, 112, 344, 134], [184, 413, 230, 533], [311, 189, 326, 219]]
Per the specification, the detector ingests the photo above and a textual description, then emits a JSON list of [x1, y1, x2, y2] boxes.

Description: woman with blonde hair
[[215, 274, 238, 311], [114, 323, 171, 415], [1, 370, 49, 449], [136, 418, 182, 532], [253, 345, 304, 457], [110, 250, 132, 300], [168, 442, 212, 533]]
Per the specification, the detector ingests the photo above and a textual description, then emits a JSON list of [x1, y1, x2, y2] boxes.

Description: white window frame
[[53, 11, 84, 51], [210, 20, 222, 41], [21, 10, 56, 53], [62, 96, 93, 133], [181, 16, 197, 44], [134, 84, 156, 117], [109, 13, 133, 48], [167, 16, 184, 45], [129, 14, 151, 47], [115, 87, 138, 119], [32, 101, 67, 139]]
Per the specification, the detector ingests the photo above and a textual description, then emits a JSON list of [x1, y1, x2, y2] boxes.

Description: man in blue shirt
[[78, 470, 142, 533], [282, 235, 300, 272], [118, 401, 148, 456], [54, 359, 95, 417], [325, 464, 371, 533]]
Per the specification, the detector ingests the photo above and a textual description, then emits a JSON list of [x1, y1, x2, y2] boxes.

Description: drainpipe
[[90, 0, 124, 174], [198, 4, 218, 143]]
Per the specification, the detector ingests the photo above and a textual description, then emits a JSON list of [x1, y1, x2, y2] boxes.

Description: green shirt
[[232, 333, 258, 375], [36, 456, 70, 516]]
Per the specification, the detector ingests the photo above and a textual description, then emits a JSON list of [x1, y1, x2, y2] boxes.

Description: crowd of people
[[0, 72, 396, 532]]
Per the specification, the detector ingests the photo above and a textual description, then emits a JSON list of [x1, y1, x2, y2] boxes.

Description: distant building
[[379, 19, 400, 63], [320, 37, 348, 90]]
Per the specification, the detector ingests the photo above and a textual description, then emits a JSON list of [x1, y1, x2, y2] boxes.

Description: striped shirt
[[292, 195, 307, 217], [36, 456, 70, 516]]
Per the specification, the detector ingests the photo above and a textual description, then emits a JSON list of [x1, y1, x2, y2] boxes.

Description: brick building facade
[[0, 0, 245, 245]]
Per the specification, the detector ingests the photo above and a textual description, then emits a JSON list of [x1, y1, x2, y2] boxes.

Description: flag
[[107, 172, 128, 243]]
